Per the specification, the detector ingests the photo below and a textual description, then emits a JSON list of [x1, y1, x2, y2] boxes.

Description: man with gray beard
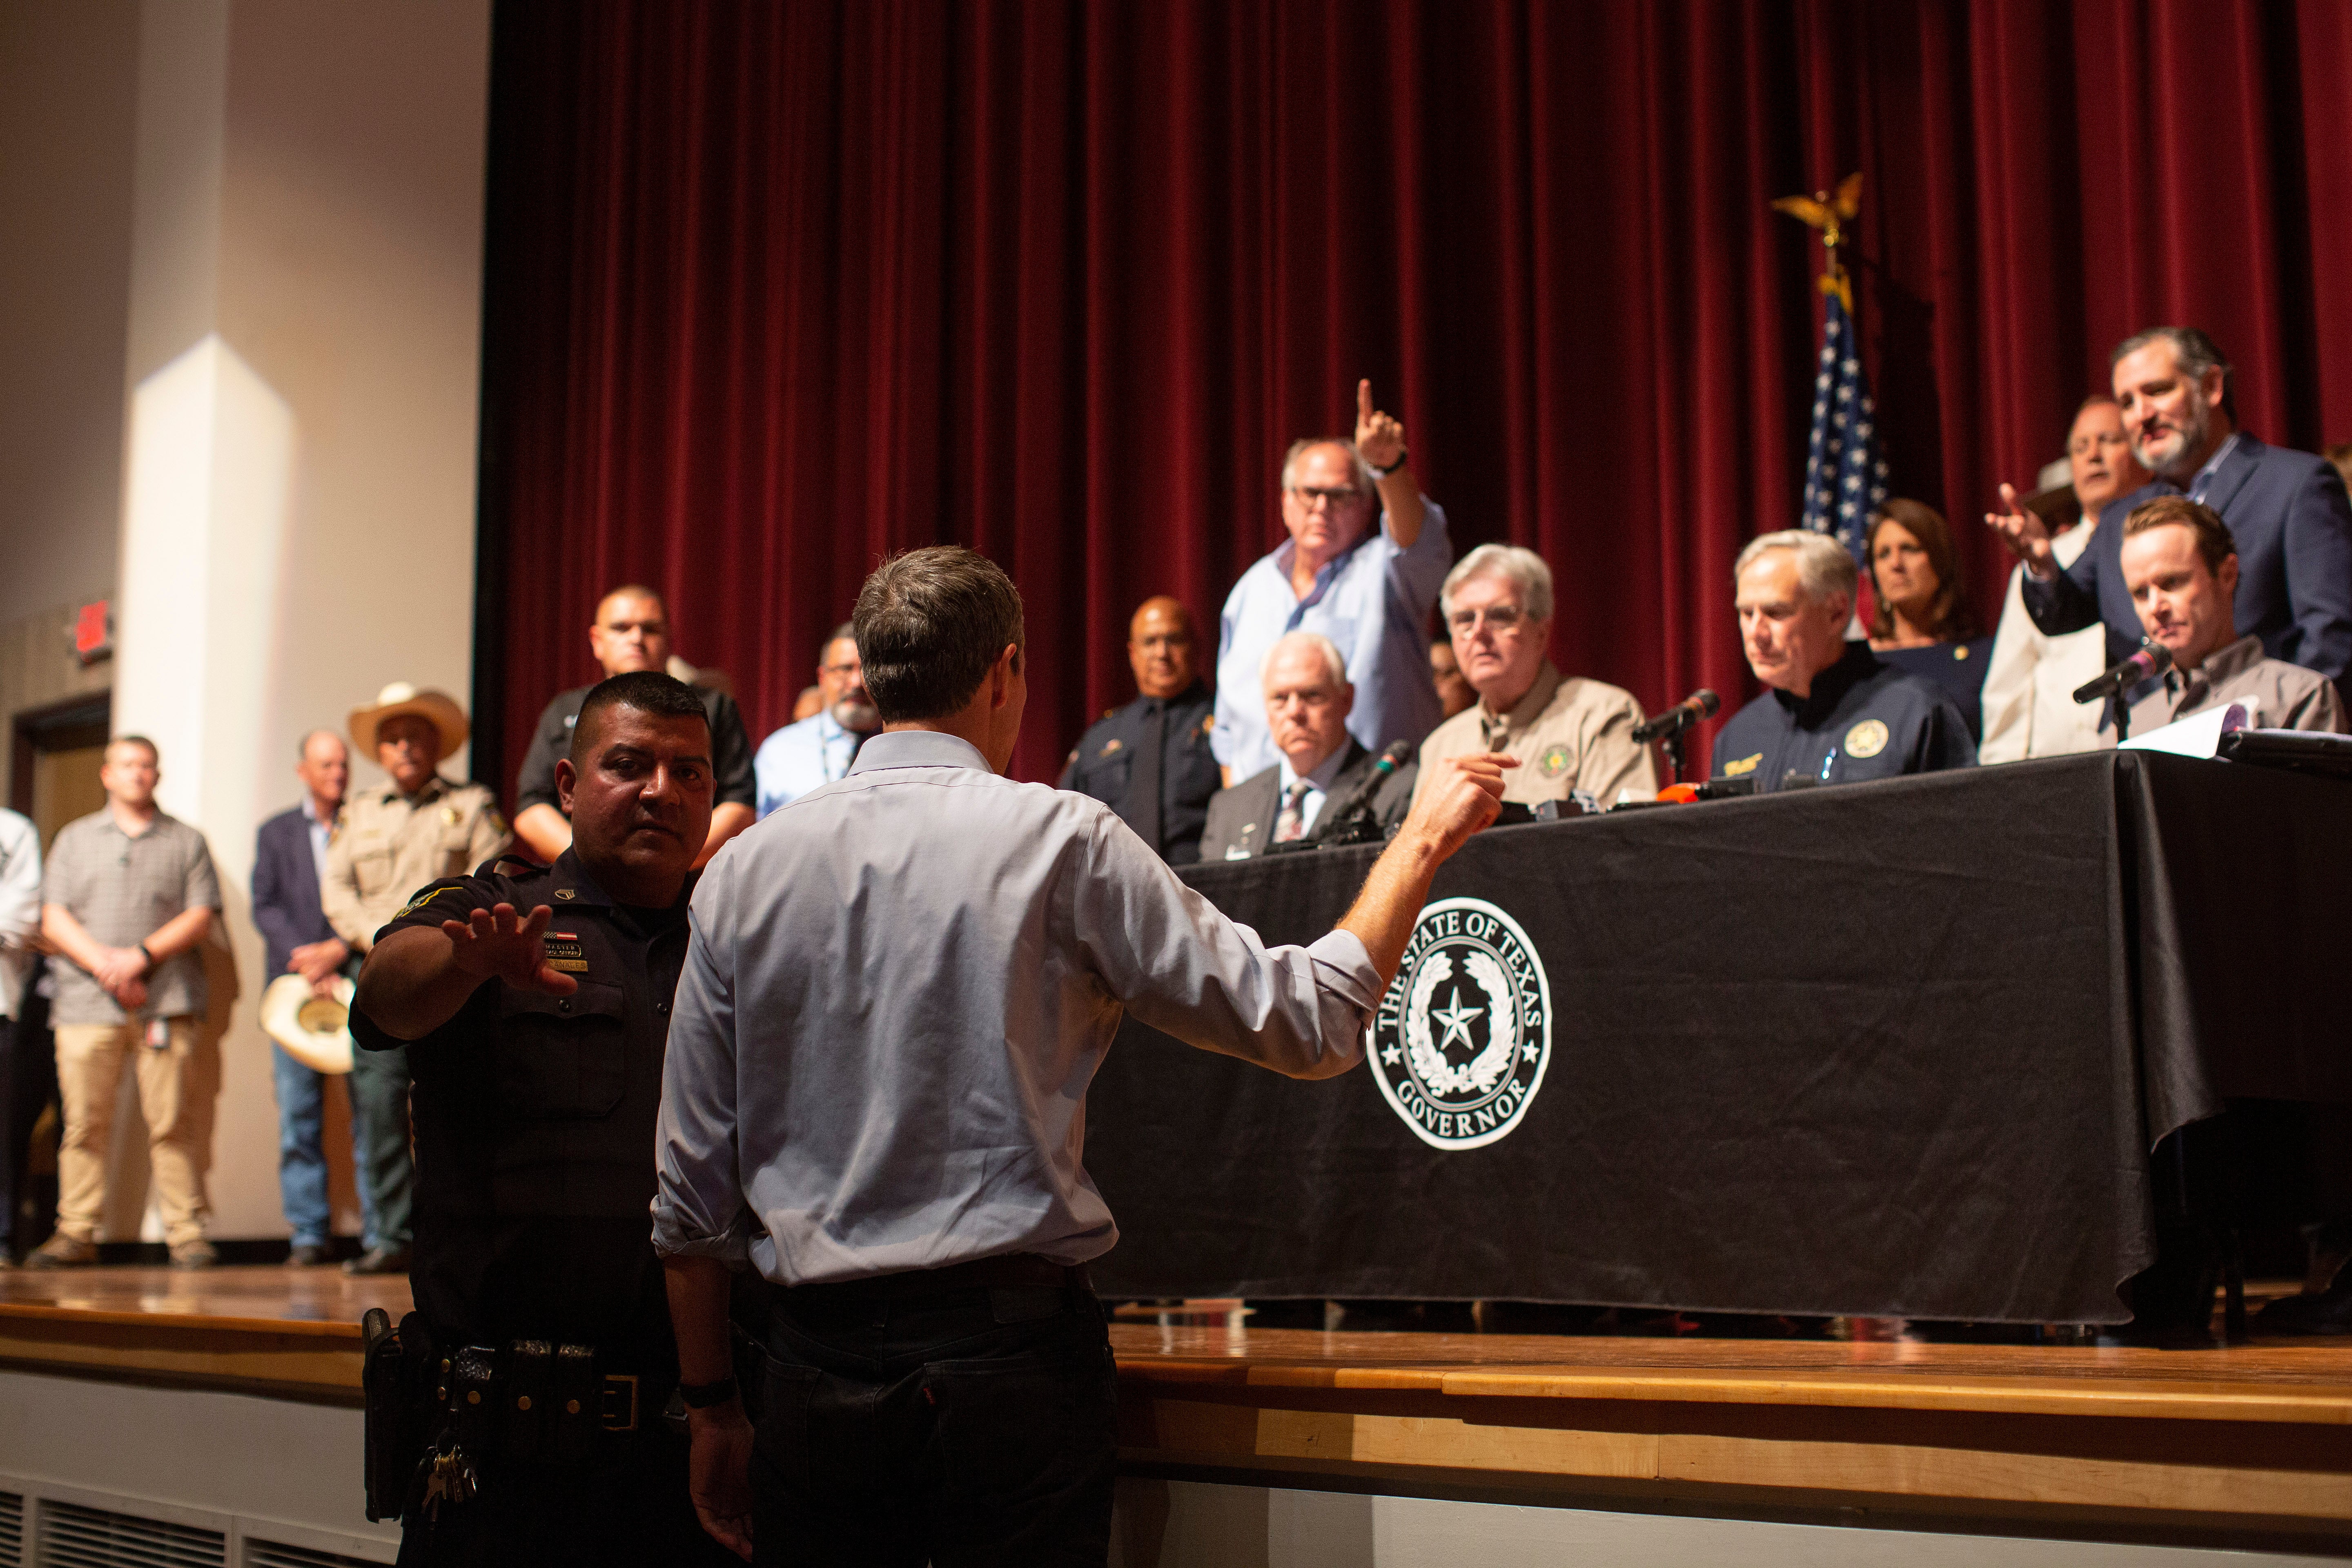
[[1984, 326, 2352, 704], [753, 623, 882, 817]]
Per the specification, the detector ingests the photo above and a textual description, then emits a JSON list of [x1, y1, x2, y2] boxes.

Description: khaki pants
[[53, 1019, 217, 1246]]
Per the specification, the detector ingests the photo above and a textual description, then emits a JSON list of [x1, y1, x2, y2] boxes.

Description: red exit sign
[[74, 600, 113, 664]]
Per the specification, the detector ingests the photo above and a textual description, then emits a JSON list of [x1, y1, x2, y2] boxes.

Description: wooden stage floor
[[5, 1266, 2352, 1550]]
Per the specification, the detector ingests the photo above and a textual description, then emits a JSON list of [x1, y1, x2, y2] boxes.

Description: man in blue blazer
[[251, 731, 364, 1265], [1987, 327, 2352, 703]]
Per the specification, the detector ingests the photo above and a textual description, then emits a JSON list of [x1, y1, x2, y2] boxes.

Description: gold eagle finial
[[1772, 173, 1863, 312]]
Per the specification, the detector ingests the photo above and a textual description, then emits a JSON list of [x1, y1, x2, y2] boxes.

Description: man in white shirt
[[753, 623, 880, 817], [0, 807, 40, 1266], [1978, 396, 2150, 761], [654, 546, 1508, 1563], [1212, 381, 1452, 780]]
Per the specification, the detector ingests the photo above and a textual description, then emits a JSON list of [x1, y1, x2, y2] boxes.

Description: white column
[[106, 0, 491, 1240]]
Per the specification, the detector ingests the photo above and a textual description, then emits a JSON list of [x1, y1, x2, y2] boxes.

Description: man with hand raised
[[350, 671, 736, 1568]]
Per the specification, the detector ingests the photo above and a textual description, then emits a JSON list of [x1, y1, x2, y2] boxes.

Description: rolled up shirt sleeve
[[651, 876, 755, 1263], [1073, 812, 1379, 1079]]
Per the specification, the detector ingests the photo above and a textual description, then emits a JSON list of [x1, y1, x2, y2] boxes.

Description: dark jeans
[[395, 1424, 735, 1568], [751, 1282, 1118, 1567], [272, 1042, 371, 1248], [349, 1043, 413, 1251]]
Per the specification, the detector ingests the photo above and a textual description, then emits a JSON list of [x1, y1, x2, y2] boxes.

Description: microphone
[[2072, 639, 2174, 705], [1630, 689, 1720, 745], [1294, 741, 1413, 849]]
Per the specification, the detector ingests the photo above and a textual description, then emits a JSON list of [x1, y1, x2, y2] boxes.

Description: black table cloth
[[1081, 752, 2352, 1323]]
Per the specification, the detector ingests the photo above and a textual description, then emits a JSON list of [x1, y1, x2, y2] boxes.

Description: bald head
[[590, 585, 671, 677], [1127, 596, 1197, 700]]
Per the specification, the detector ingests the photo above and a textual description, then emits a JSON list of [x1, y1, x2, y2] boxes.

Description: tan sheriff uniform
[[323, 775, 510, 952], [1413, 659, 1659, 809]]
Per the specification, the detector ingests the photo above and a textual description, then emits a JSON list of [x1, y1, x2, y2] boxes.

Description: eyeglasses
[[820, 662, 861, 678], [1448, 606, 1526, 635], [1288, 486, 1363, 509]]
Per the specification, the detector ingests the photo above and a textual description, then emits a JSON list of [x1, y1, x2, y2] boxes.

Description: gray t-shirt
[[41, 809, 220, 1027]]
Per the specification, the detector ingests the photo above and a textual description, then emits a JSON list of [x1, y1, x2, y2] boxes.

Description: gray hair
[[1439, 543, 1554, 623], [1278, 438, 1378, 498], [1734, 530, 1858, 607], [1259, 630, 1349, 692], [2111, 326, 2233, 417]]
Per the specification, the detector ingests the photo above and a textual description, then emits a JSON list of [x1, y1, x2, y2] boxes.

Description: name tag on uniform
[[1721, 753, 1762, 777], [542, 933, 589, 973]]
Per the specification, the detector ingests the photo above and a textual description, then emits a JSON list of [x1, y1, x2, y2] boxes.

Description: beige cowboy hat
[[349, 681, 469, 762], [260, 973, 354, 1075]]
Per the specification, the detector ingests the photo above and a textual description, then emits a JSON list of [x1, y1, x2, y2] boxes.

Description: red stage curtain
[[477, 0, 2352, 791]]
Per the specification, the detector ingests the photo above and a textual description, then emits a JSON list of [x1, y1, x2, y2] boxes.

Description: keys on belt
[[414, 1338, 648, 1517]]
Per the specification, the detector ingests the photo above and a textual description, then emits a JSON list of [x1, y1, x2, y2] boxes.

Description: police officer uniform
[[1710, 642, 1977, 792], [516, 686, 756, 827], [1057, 679, 1220, 863], [352, 851, 733, 1567], [325, 771, 510, 1271]]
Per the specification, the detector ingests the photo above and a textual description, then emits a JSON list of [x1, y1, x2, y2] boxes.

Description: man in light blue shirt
[[1213, 379, 1452, 780], [752, 622, 879, 817], [654, 546, 1509, 1563]]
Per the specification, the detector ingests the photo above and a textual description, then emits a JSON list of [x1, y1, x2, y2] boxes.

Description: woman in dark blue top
[[1867, 500, 1992, 741]]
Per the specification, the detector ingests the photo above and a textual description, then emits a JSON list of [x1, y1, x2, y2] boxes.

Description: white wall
[[1, 0, 492, 1240]]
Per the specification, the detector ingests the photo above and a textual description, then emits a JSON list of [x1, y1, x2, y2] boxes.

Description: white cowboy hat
[[260, 973, 354, 1075], [349, 681, 469, 762]]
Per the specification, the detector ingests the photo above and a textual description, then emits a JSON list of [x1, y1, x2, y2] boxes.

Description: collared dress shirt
[[1978, 517, 2110, 763], [40, 810, 220, 1026], [753, 709, 871, 819], [1273, 742, 1353, 840], [653, 730, 1381, 1286], [1710, 643, 1977, 793], [0, 807, 41, 1020], [1212, 501, 1453, 777], [2127, 633, 2347, 735], [322, 775, 510, 953], [1412, 660, 1657, 809]]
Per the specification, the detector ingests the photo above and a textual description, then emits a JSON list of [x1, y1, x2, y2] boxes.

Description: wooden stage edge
[[7, 1270, 2352, 1551]]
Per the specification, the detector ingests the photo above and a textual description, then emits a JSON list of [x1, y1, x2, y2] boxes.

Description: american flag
[[1799, 288, 1889, 565]]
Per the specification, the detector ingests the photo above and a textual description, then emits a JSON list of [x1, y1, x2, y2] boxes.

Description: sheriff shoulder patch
[[393, 886, 462, 920]]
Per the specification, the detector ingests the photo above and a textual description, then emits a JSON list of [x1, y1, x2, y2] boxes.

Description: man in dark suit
[[1058, 597, 1222, 863], [251, 730, 363, 1266], [1200, 631, 1414, 860], [1986, 327, 2352, 701]]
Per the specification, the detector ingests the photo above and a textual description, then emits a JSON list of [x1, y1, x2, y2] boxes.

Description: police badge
[[1368, 897, 1553, 1150]]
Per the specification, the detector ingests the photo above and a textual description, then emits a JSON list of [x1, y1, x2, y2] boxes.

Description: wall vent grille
[[34, 1499, 224, 1568], [241, 1544, 382, 1568], [0, 1490, 22, 1568]]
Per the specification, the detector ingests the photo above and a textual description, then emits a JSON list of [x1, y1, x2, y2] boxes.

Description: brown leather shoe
[[25, 1233, 99, 1269]]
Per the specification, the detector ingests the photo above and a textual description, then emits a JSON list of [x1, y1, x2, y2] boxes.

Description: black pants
[[395, 1422, 735, 1568], [751, 1281, 1118, 1566]]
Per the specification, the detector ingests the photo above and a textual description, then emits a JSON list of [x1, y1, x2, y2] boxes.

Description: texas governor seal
[[1368, 896, 1553, 1150]]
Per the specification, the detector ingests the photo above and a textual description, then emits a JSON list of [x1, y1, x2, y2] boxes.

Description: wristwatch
[[1368, 448, 1408, 479], [677, 1375, 738, 1409]]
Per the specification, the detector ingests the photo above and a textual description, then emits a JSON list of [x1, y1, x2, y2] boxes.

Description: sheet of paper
[[2118, 701, 2252, 758]]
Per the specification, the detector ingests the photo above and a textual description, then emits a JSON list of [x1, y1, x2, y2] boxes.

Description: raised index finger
[[1357, 378, 1374, 424]]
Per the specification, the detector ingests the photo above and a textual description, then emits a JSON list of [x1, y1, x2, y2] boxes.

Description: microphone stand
[[1659, 728, 1687, 785]]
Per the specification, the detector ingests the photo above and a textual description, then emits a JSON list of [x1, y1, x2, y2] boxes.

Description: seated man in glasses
[[1210, 381, 1453, 785], [1414, 545, 1657, 814]]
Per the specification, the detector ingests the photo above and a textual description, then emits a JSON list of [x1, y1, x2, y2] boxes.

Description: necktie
[[1122, 702, 1165, 853], [1273, 780, 1312, 843]]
